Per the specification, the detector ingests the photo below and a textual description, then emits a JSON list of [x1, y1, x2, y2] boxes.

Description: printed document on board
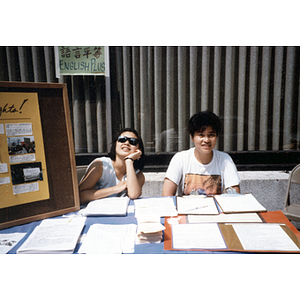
[[172, 223, 227, 249]]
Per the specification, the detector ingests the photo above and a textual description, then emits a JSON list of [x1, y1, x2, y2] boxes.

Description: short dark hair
[[188, 111, 222, 137], [108, 128, 145, 171]]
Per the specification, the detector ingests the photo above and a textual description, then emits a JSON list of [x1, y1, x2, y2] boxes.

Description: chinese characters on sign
[[58, 46, 105, 75]]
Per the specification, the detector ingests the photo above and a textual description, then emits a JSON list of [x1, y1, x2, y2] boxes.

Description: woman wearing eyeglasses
[[79, 128, 145, 204]]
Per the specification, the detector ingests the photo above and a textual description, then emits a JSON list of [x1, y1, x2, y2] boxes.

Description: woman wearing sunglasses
[[79, 128, 145, 204]]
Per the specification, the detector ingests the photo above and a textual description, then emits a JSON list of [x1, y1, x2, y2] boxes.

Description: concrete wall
[[141, 171, 290, 211]]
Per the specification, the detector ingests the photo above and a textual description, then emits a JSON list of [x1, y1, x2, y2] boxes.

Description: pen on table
[[186, 205, 208, 211], [68, 215, 75, 223]]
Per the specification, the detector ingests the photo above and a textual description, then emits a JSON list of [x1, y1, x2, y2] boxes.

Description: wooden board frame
[[0, 81, 80, 229]]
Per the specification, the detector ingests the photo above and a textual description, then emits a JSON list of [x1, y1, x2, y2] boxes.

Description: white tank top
[[84, 157, 140, 198], [90, 157, 127, 197]]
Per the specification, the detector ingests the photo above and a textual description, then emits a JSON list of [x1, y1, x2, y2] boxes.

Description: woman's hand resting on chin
[[125, 149, 142, 161]]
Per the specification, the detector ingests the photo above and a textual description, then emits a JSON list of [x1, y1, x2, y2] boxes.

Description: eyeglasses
[[117, 136, 139, 146]]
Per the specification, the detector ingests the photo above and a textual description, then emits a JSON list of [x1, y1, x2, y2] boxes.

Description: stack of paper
[[134, 197, 178, 219], [214, 193, 267, 213], [136, 216, 165, 244], [82, 196, 130, 216], [177, 195, 219, 215], [17, 217, 86, 254], [78, 223, 137, 254]]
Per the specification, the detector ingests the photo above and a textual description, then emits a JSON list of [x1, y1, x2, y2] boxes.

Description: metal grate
[[1, 46, 300, 155]]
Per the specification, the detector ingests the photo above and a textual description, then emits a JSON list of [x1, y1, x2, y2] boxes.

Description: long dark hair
[[108, 128, 145, 171]]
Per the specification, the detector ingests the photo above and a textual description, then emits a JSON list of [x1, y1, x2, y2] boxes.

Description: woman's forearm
[[79, 183, 127, 205], [125, 159, 144, 199]]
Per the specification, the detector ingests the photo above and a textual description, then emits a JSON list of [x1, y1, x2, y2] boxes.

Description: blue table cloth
[[1, 199, 241, 254]]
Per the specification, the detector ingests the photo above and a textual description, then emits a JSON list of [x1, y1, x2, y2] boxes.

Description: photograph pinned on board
[[7, 136, 36, 155], [10, 162, 43, 185]]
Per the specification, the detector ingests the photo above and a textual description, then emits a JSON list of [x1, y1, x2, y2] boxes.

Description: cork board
[[0, 81, 80, 229], [0, 92, 50, 208]]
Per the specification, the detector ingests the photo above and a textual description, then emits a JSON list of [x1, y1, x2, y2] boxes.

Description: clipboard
[[164, 211, 300, 253]]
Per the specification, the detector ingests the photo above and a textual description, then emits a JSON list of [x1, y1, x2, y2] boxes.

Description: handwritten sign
[[0, 99, 28, 117], [58, 46, 105, 75]]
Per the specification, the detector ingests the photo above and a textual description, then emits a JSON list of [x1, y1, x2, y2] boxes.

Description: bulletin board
[[0, 82, 80, 229]]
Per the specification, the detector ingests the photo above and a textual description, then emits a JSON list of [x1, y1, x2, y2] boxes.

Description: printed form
[[172, 223, 227, 249], [188, 212, 262, 223], [17, 217, 86, 254], [232, 223, 300, 251], [82, 197, 130, 216], [78, 224, 137, 254], [134, 197, 177, 218], [177, 196, 219, 215], [214, 194, 267, 213]]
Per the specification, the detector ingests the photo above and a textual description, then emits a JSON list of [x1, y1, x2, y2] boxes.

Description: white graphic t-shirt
[[165, 148, 240, 196]]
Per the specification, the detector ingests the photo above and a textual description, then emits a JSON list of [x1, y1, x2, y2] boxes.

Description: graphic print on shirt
[[183, 174, 221, 195]]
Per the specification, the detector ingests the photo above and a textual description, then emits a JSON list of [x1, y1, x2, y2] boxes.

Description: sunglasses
[[117, 136, 139, 146]]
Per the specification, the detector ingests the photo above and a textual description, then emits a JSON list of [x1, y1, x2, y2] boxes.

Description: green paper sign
[[58, 46, 105, 75]]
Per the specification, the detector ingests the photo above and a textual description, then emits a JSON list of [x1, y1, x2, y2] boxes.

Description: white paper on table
[[137, 222, 165, 234], [40, 217, 86, 227], [188, 212, 262, 223], [172, 223, 227, 249], [134, 197, 177, 218], [135, 232, 163, 244], [17, 218, 85, 254], [127, 205, 135, 214], [214, 193, 267, 213], [78, 223, 137, 254], [79, 228, 123, 254], [82, 197, 130, 216], [0, 232, 26, 254], [136, 215, 161, 223], [232, 223, 300, 251], [177, 196, 219, 215]]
